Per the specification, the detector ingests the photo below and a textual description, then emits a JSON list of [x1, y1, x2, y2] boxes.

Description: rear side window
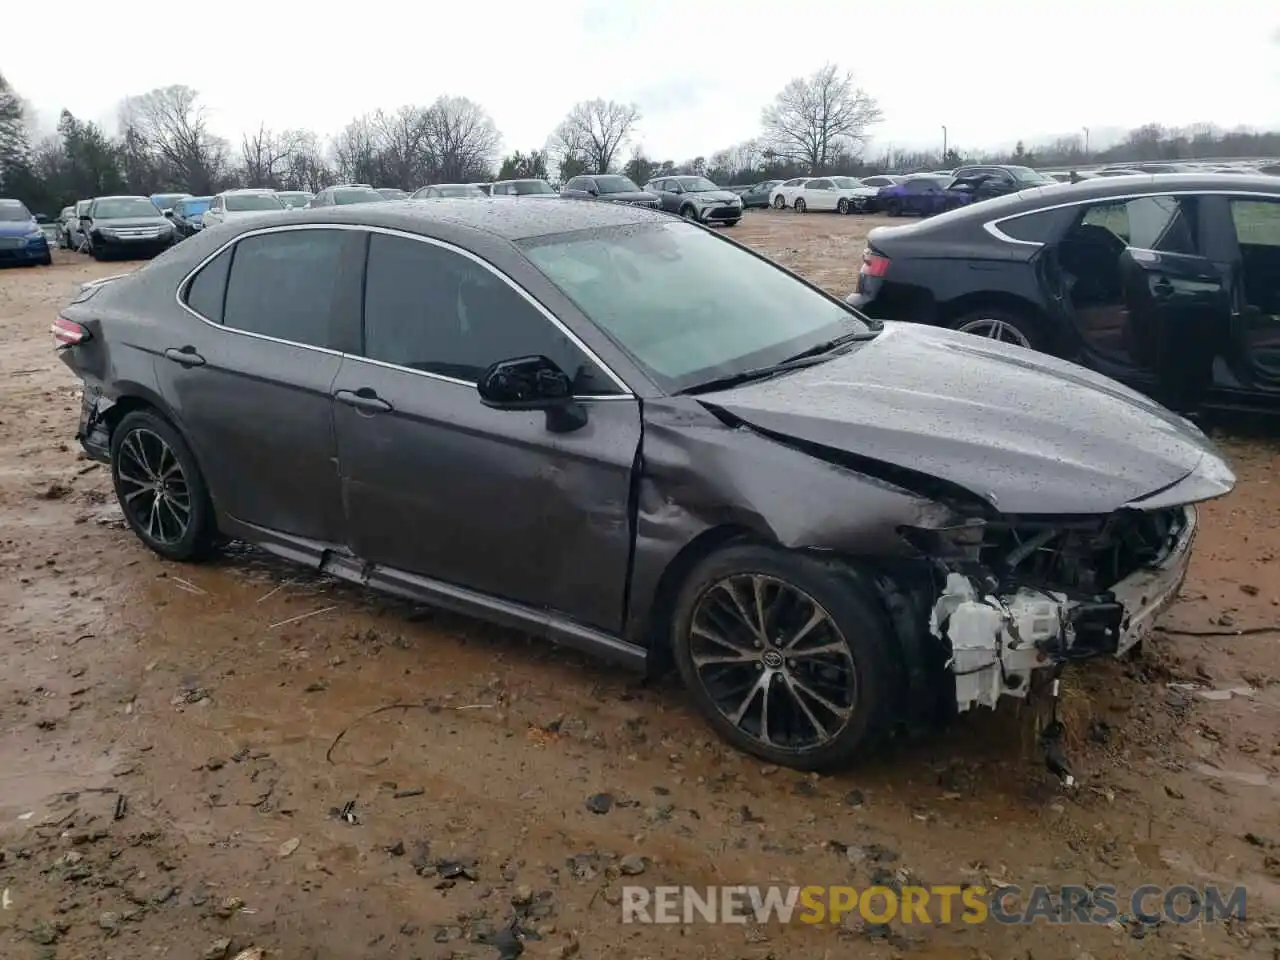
[[185, 248, 232, 321], [996, 208, 1068, 244], [222, 230, 351, 349]]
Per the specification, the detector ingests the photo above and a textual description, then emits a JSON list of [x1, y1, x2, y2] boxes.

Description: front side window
[[521, 221, 874, 393], [594, 175, 639, 194], [222, 230, 352, 348], [361, 233, 619, 392]]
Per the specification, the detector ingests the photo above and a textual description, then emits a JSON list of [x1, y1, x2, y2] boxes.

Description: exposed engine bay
[[927, 505, 1194, 714]]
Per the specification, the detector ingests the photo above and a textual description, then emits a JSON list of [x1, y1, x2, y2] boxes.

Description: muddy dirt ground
[[1, 210, 1279, 960]]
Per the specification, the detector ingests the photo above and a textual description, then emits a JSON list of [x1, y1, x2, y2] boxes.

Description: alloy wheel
[[773, 196, 786, 209], [956, 317, 1033, 348], [688, 573, 857, 752], [116, 427, 192, 545]]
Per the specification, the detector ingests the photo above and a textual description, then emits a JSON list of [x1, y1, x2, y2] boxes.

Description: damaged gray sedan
[[54, 198, 1235, 772]]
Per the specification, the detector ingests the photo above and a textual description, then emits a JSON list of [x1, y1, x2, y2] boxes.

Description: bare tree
[[549, 99, 640, 174], [331, 114, 381, 185], [119, 85, 229, 192], [761, 64, 883, 173], [0, 71, 32, 190], [423, 96, 500, 184], [241, 123, 295, 187], [280, 130, 330, 191]]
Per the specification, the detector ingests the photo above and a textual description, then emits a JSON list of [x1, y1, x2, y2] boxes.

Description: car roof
[[93, 195, 150, 201], [273, 196, 668, 241]]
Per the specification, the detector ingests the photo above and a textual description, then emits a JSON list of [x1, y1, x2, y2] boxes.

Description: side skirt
[[221, 517, 649, 671]]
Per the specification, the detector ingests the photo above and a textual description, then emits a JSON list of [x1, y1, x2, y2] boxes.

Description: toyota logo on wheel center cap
[[761, 649, 784, 669]]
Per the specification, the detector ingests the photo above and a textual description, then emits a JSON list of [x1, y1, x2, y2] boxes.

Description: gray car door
[[330, 230, 641, 632], [158, 226, 365, 546]]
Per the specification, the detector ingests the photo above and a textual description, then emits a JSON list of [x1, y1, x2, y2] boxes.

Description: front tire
[[671, 543, 893, 771], [837, 198, 850, 215], [773, 196, 786, 210], [110, 410, 219, 563], [724, 219, 740, 227], [794, 198, 807, 213], [680, 205, 699, 222]]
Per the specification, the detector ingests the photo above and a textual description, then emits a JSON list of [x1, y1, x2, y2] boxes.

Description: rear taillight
[[52, 316, 91, 347], [860, 248, 891, 278]]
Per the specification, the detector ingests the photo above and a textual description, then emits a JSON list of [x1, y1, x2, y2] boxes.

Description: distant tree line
[[3, 65, 1280, 215]]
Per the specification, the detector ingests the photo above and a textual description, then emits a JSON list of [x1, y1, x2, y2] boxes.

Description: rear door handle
[[334, 388, 393, 413], [163, 346, 205, 367]]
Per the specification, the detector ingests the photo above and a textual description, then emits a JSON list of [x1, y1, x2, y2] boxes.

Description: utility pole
[[942, 125, 948, 164], [1082, 126, 1090, 157]]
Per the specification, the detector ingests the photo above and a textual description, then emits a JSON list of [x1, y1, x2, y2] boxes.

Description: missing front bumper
[[931, 505, 1197, 712]]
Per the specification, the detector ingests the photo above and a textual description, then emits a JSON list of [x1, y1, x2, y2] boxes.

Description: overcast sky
[[6, 1, 1279, 161]]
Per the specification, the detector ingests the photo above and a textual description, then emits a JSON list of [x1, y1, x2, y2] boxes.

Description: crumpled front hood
[[705, 323, 1234, 515]]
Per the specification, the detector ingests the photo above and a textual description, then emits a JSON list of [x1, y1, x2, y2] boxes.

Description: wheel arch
[[98, 389, 220, 515], [939, 291, 1051, 341]]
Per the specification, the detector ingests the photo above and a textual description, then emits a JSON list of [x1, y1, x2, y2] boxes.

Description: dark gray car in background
[[78, 195, 176, 260], [53, 199, 1234, 773], [560, 174, 659, 208]]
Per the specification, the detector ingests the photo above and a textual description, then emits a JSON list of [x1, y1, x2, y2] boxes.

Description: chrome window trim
[[983, 187, 1280, 249], [174, 221, 636, 400]]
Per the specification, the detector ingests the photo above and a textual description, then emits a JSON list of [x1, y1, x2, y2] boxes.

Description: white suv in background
[[202, 189, 286, 228]]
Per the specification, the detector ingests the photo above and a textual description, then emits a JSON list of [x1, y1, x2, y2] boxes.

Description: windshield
[[676, 176, 719, 192], [594, 175, 640, 194], [92, 198, 161, 219], [511, 180, 555, 195], [378, 188, 409, 200], [1007, 166, 1051, 184], [832, 177, 865, 189], [276, 193, 312, 208], [0, 202, 33, 222], [177, 199, 212, 216], [520, 221, 873, 393], [225, 193, 284, 212], [334, 188, 386, 204], [431, 184, 485, 198]]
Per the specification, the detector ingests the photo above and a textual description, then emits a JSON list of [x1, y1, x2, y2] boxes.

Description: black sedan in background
[[848, 173, 1280, 416], [737, 179, 784, 209], [53, 198, 1233, 773]]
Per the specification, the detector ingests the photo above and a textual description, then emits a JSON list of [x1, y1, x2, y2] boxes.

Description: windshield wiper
[[778, 328, 879, 364], [678, 354, 834, 396]]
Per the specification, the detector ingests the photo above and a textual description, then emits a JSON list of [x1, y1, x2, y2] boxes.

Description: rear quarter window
[[994, 207, 1073, 244], [184, 248, 233, 321]]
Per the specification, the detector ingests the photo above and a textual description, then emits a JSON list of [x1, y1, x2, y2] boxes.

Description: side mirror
[[587, 187, 598, 197], [163, 209, 174, 218], [477, 355, 587, 433]]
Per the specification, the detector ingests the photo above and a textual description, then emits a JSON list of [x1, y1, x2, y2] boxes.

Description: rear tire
[[885, 199, 902, 217], [110, 410, 219, 563], [671, 542, 895, 771]]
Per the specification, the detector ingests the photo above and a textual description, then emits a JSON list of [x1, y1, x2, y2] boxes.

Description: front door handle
[[163, 346, 205, 367], [334, 388, 393, 414]]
